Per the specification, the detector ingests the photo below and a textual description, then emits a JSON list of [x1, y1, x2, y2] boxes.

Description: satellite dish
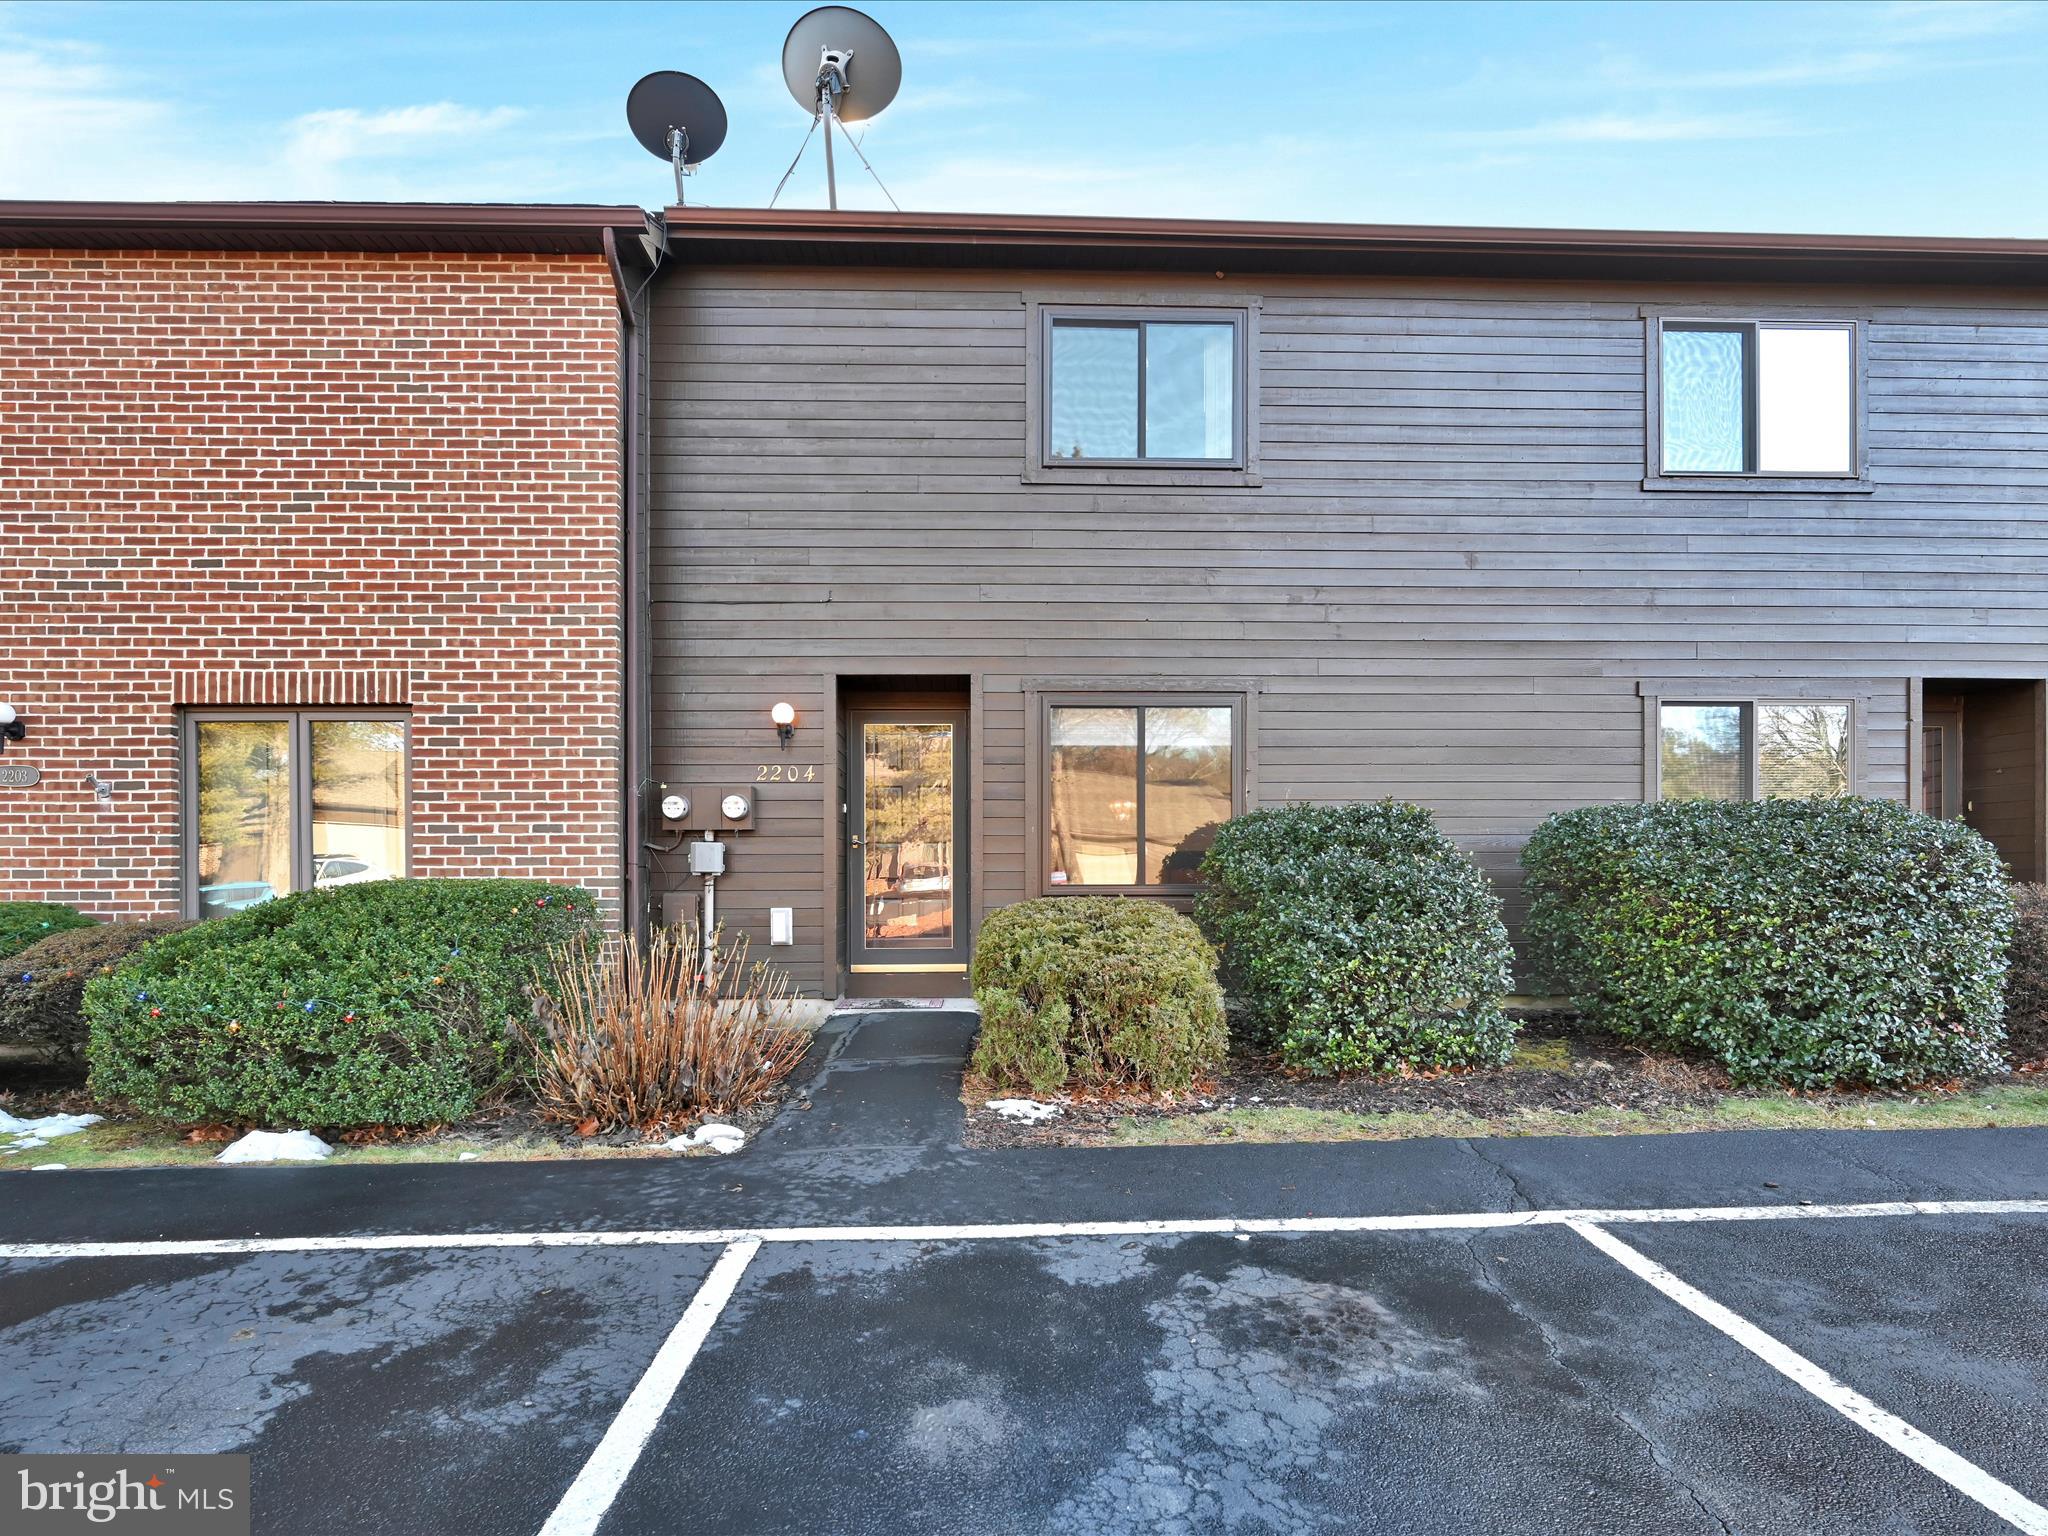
[[777, 6, 902, 209], [782, 5, 902, 124], [626, 70, 728, 204]]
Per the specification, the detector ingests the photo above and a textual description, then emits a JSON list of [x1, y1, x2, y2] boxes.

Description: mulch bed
[[963, 1014, 1733, 1149], [0, 1036, 821, 1156]]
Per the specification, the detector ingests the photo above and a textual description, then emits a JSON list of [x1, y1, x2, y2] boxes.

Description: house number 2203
[[756, 763, 817, 782]]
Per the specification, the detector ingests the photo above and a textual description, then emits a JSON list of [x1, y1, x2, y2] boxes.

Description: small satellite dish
[[782, 5, 902, 124], [626, 70, 728, 204], [777, 6, 902, 209]]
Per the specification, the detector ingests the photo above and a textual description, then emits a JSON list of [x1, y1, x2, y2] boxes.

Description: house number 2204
[[756, 763, 817, 782]]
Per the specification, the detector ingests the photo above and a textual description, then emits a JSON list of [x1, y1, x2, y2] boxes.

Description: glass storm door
[[847, 710, 971, 978]]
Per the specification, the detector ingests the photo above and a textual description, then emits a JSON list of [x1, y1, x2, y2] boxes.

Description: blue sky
[[3, 0, 2044, 234]]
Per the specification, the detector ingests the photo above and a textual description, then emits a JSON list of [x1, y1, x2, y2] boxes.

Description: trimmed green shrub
[[85, 879, 598, 1128], [2006, 883, 2048, 1067], [1521, 798, 2011, 1088], [2, 918, 190, 1063], [0, 902, 94, 961], [970, 896, 1227, 1094], [1195, 801, 1516, 1074]]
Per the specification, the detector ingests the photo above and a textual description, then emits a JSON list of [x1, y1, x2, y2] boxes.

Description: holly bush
[[1195, 800, 1516, 1075], [1522, 797, 2011, 1088], [85, 879, 598, 1128]]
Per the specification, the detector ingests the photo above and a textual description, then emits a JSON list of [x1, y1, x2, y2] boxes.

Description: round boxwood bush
[[969, 895, 1226, 1095], [85, 879, 598, 1128], [1195, 800, 1516, 1075], [2, 918, 190, 1063], [0, 902, 95, 961], [1521, 798, 2011, 1088], [2005, 883, 2048, 1067]]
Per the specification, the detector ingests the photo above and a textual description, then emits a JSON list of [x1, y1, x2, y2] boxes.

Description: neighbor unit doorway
[[1921, 678, 2047, 882]]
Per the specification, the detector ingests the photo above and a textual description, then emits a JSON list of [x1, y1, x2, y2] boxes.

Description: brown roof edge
[[0, 200, 647, 256], [658, 206, 2048, 286]]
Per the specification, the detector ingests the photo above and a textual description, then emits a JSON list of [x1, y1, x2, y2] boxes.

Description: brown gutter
[[603, 224, 657, 939], [0, 200, 643, 254], [659, 207, 2048, 286]]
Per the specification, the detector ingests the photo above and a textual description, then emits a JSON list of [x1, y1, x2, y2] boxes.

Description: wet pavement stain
[[0, 1245, 718, 1536]]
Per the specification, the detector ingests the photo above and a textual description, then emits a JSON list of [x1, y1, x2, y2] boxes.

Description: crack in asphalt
[[1458, 1233, 1738, 1536], [1457, 1136, 1540, 1211]]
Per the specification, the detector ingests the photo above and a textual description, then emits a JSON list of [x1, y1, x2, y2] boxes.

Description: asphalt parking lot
[[4, 1011, 2046, 1535], [3, 1200, 2044, 1535]]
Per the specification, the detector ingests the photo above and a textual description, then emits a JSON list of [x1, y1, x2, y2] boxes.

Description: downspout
[[604, 223, 654, 940]]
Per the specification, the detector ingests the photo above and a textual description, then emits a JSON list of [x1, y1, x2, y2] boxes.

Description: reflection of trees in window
[[862, 724, 954, 943], [311, 720, 406, 832], [1659, 704, 1745, 801], [1659, 701, 1852, 803], [196, 720, 291, 884], [1759, 704, 1850, 798], [1143, 705, 1232, 883], [1048, 702, 1234, 887]]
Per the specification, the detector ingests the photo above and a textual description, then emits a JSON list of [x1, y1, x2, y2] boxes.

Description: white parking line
[[0, 1197, 2041, 1262], [536, 1237, 761, 1536], [1573, 1220, 2048, 1536]]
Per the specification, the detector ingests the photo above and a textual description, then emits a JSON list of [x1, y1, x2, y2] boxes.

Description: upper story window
[[186, 710, 409, 918], [1043, 309, 1245, 467], [1657, 700, 1852, 801], [1657, 318, 1858, 478]]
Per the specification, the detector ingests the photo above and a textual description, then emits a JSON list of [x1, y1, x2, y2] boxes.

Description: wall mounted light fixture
[[0, 704, 22, 753], [771, 701, 797, 747]]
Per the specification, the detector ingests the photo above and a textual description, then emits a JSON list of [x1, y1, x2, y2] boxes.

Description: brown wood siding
[[648, 266, 2048, 994], [1961, 683, 2048, 883]]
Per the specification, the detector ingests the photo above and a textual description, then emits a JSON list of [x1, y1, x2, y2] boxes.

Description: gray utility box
[[686, 839, 727, 876]]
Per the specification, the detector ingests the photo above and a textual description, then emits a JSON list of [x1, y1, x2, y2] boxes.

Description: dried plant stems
[[524, 924, 809, 1133]]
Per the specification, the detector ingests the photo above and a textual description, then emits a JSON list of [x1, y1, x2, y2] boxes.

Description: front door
[[845, 708, 971, 992]]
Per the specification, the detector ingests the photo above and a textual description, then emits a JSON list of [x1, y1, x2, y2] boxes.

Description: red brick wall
[[0, 249, 624, 919]]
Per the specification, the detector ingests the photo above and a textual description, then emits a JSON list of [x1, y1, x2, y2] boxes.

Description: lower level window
[[1047, 697, 1238, 890], [187, 712, 408, 917], [1658, 700, 1851, 801]]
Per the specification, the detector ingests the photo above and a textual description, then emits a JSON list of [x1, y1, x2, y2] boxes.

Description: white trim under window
[[1642, 310, 1872, 494]]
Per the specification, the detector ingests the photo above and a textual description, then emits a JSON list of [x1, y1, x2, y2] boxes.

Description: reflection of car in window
[[313, 855, 390, 887], [199, 880, 276, 914]]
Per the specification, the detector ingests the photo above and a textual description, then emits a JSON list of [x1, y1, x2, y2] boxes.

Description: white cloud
[[0, 19, 563, 202], [1593, 49, 1912, 92], [0, 37, 174, 188], [278, 103, 527, 197], [1874, 0, 2040, 43], [1454, 109, 1798, 147]]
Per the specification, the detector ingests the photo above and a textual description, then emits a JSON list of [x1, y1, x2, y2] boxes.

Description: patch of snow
[[985, 1098, 1062, 1125], [666, 1122, 746, 1155], [457, 1151, 480, 1162], [31, 1164, 66, 1171], [216, 1130, 333, 1164], [0, 1109, 101, 1154]]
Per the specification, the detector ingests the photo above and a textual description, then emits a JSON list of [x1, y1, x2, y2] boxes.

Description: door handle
[[850, 836, 863, 848]]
